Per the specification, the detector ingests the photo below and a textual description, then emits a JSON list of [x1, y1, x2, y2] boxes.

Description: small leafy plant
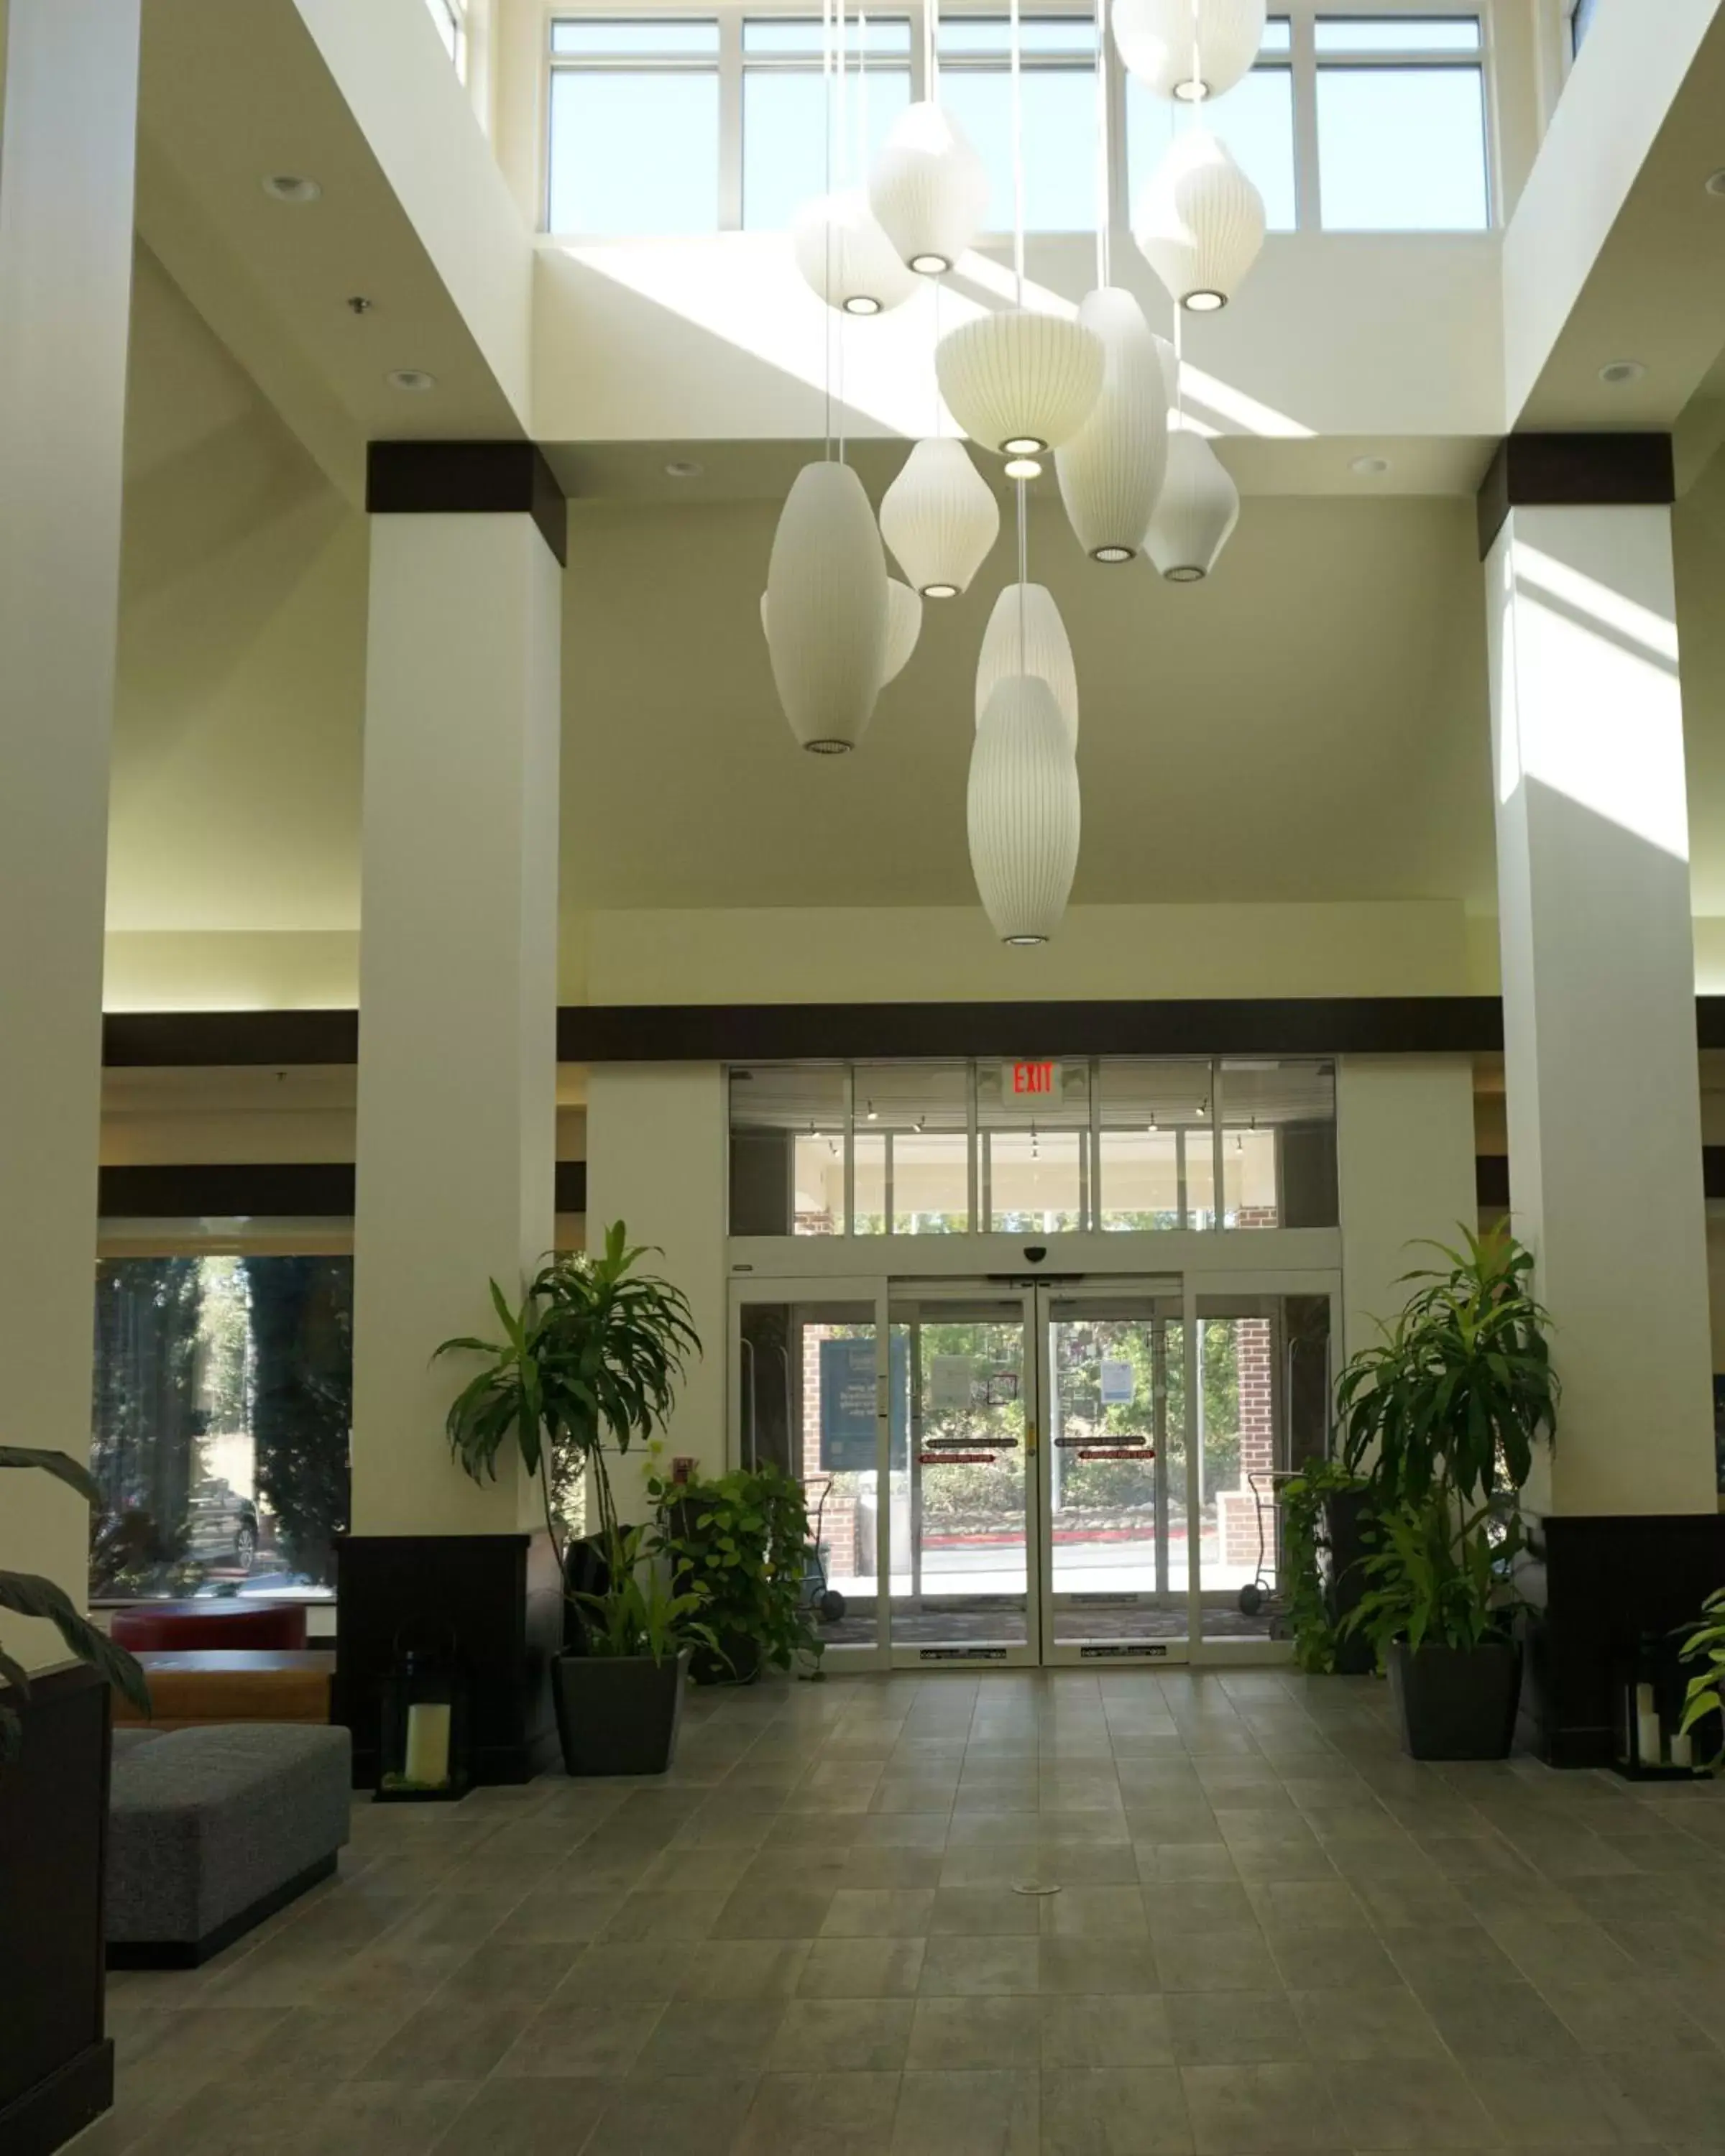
[[1678, 1584, 1725, 1767], [1345, 1496, 1526, 1662], [1279, 1459, 1368, 1674], [2, 1447, 150, 1759], [653, 1462, 826, 1680]]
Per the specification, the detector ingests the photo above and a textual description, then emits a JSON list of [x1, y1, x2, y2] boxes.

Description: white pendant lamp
[[1113, 0, 1266, 101], [1054, 288, 1169, 563], [763, 573, 920, 686], [879, 438, 1000, 599], [1133, 130, 1265, 312], [968, 673, 1080, 945], [869, 101, 988, 275], [975, 583, 1078, 746], [935, 310, 1105, 456], [1144, 430, 1238, 581], [883, 579, 923, 681], [765, 461, 890, 750], [793, 190, 920, 315]]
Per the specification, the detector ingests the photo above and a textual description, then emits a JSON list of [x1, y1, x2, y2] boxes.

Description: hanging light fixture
[[760, 574, 921, 686], [879, 438, 1000, 598], [794, 190, 919, 315], [1054, 295, 1167, 561], [975, 583, 1077, 745], [936, 311, 1105, 457], [883, 578, 923, 681], [1144, 429, 1238, 581], [968, 673, 1080, 945], [1133, 129, 1264, 311], [765, 462, 890, 750], [870, 103, 988, 276], [1112, 0, 1266, 101]]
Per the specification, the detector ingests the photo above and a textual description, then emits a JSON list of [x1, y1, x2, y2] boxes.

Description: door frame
[[727, 1260, 1342, 1671]]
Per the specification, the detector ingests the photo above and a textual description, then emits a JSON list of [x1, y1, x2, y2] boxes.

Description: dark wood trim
[[96, 1161, 584, 1219], [1477, 432, 1675, 556], [98, 1163, 356, 1219], [102, 1009, 358, 1067], [1475, 1155, 1509, 1210], [560, 998, 1508, 1062], [365, 441, 567, 567], [91, 995, 1725, 1069], [0, 1664, 113, 2155]]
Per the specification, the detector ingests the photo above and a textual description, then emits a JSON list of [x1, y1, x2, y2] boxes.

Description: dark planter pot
[[550, 1649, 690, 1777], [690, 1630, 763, 1688], [1389, 1639, 1522, 1760], [1323, 1487, 1377, 1676]]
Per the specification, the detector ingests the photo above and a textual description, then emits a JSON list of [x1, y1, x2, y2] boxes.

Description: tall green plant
[[1678, 1585, 1725, 1766], [1337, 1227, 1558, 1507], [1345, 1497, 1527, 1660], [653, 1462, 826, 1678], [436, 1224, 704, 1662], [1279, 1460, 1367, 1673], [2, 1449, 150, 1759]]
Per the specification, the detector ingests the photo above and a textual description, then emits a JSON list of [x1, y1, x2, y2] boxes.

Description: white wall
[[584, 1064, 729, 1508], [1336, 1055, 1479, 1368]]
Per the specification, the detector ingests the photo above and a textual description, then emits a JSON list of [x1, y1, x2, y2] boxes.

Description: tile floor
[[79, 1669, 1725, 2155]]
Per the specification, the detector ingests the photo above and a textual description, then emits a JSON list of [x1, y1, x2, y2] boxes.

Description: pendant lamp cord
[[1173, 298, 1184, 431], [823, 0, 834, 459], [1190, 0, 1200, 101], [926, 0, 937, 103], [1009, 0, 1025, 305], [1094, 0, 1110, 290]]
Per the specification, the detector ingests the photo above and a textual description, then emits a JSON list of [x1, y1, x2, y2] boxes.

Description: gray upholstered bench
[[106, 1723, 352, 1966]]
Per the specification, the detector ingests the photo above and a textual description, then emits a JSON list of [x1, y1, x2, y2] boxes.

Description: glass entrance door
[[731, 1271, 1336, 1668], [1039, 1288, 1190, 1664]]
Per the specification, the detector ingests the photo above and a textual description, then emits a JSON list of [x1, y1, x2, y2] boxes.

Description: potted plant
[[1678, 1583, 1725, 1768], [653, 1461, 826, 1687], [436, 1223, 713, 1777], [1334, 1227, 1558, 1759], [1279, 1458, 1371, 1674]]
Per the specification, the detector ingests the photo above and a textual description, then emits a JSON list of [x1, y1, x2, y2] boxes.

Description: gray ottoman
[[107, 1723, 351, 1967]]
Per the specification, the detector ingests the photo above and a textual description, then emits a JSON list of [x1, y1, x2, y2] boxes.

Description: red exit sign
[[1003, 1059, 1062, 1100]]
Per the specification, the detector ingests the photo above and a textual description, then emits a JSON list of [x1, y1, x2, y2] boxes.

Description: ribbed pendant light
[[1144, 430, 1238, 582], [1054, 287, 1169, 563], [935, 310, 1105, 456], [883, 578, 923, 681], [975, 583, 1078, 746], [1113, 0, 1267, 101], [763, 572, 920, 685], [1133, 129, 1265, 311], [869, 101, 988, 275], [765, 462, 890, 750], [794, 189, 920, 315], [879, 438, 1000, 598], [967, 674, 1080, 945]]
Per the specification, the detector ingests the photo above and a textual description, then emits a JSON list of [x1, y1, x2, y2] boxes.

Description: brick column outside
[[1223, 1317, 1276, 1567]]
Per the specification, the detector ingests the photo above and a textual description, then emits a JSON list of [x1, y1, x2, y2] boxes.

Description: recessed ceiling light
[[1706, 170, 1725, 196], [1003, 456, 1042, 481], [663, 459, 704, 479], [1350, 455, 1390, 476], [385, 368, 436, 392], [261, 173, 321, 203], [1598, 359, 1646, 385], [1092, 544, 1135, 563]]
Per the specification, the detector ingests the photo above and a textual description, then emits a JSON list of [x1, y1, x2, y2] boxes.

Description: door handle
[[1024, 1422, 1038, 1456]]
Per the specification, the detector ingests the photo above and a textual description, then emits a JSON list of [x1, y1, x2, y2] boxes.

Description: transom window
[[727, 1058, 1338, 1236], [545, 6, 1491, 238]]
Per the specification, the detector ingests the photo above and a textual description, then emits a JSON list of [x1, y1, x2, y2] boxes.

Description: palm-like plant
[[436, 1224, 704, 1659], [1337, 1226, 1558, 1507], [2, 1448, 150, 1759]]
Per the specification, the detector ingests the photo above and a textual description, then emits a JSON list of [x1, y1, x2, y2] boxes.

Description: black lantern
[[377, 1630, 472, 1803], [1613, 1631, 1705, 1782]]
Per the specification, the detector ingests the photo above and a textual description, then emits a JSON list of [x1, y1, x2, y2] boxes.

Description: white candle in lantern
[[405, 1701, 452, 1786]]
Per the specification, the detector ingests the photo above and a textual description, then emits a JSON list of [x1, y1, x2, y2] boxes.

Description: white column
[[584, 1064, 729, 1505], [351, 512, 561, 1534], [1485, 502, 1714, 1516], [1336, 1056, 1478, 1368], [0, 0, 139, 1665]]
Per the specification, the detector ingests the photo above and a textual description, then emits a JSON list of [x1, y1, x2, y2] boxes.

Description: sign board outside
[[819, 1334, 908, 1473]]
